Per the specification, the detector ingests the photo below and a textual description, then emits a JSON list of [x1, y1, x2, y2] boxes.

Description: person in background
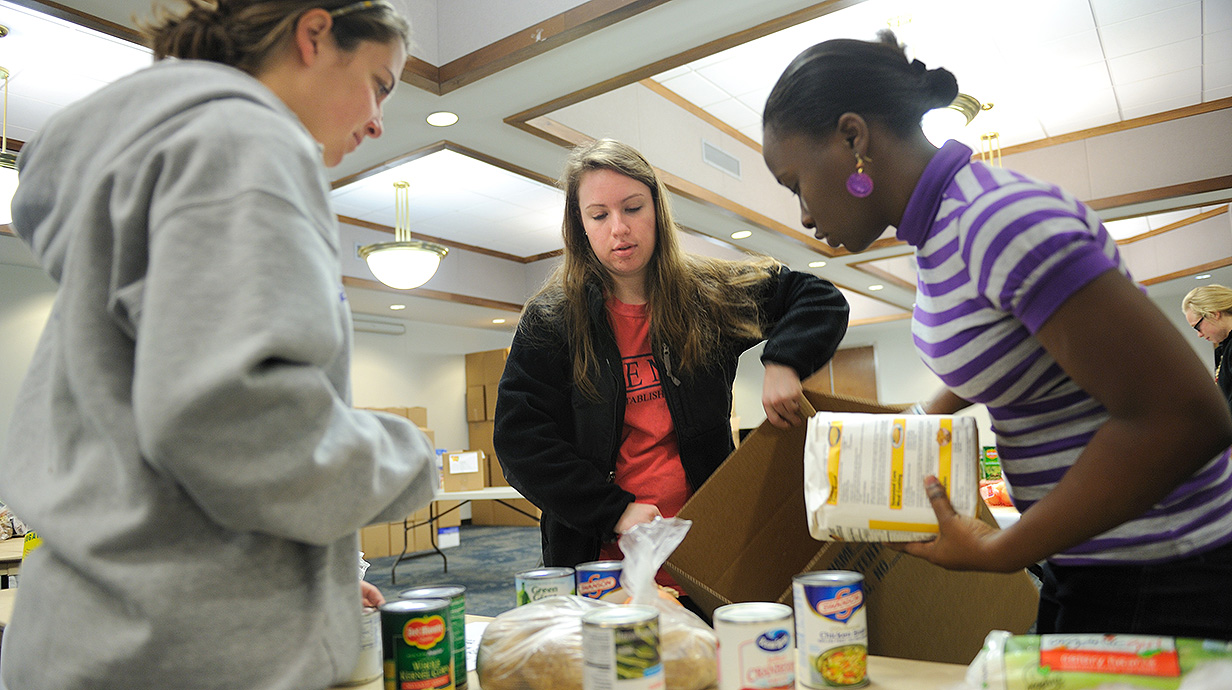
[[0, 2, 436, 688], [494, 139, 849, 611], [1182, 284, 1232, 413], [761, 30, 1232, 639]]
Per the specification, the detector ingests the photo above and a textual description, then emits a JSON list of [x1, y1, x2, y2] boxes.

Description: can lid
[[793, 570, 864, 585], [399, 585, 466, 600], [582, 605, 658, 625], [515, 567, 575, 578], [380, 598, 451, 614], [576, 560, 623, 571], [713, 602, 793, 623]]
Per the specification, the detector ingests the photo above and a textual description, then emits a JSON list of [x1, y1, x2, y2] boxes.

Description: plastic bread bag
[[618, 516, 717, 690], [476, 518, 717, 690], [964, 630, 1232, 690]]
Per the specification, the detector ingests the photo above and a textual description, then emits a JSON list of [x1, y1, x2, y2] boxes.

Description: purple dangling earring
[[846, 152, 873, 198]]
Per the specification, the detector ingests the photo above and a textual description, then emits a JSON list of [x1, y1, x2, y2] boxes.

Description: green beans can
[[581, 605, 665, 690], [515, 566, 575, 606], [380, 598, 454, 690], [400, 585, 467, 689]]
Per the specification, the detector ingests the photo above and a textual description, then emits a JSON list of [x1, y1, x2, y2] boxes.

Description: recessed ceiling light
[[389, 304, 406, 310], [426, 111, 459, 127], [492, 318, 506, 324], [868, 284, 884, 291], [1196, 274, 1212, 279], [730, 230, 753, 240], [808, 261, 827, 268]]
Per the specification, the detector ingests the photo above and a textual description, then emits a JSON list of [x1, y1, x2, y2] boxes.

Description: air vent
[[702, 139, 741, 180]]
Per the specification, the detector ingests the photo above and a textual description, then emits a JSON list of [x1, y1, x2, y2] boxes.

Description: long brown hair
[[142, 0, 410, 76], [528, 138, 778, 400]]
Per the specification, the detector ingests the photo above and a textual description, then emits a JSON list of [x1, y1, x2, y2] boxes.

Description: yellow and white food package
[[803, 413, 980, 541]]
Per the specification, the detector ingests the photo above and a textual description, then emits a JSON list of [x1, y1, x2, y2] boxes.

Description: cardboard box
[[406, 508, 432, 553], [467, 386, 487, 422], [484, 383, 499, 419], [361, 406, 429, 430], [359, 523, 392, 559], [486, 455, 510, 487], [466, 348, 509, 385], [442, 450, 487, 492], [470, 498, 541, 527], [665, 390, 1038, 666]]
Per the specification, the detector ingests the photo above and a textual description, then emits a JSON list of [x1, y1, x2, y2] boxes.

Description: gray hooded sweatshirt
[[0, 59, 437, 689]]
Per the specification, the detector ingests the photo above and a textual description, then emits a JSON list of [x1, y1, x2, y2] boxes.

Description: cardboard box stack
[[666, 389, 1039, 666], [464, 348, 541, 527], [356, 406, 460, 558]]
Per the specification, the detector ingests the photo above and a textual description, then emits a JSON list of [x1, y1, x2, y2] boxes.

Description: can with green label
[[400, 585, 467, 689], [582, 605, 664, 690], [380, 598, 454, 690]]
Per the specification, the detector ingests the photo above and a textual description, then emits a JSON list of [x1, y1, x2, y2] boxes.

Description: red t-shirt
[[598, 297, 690, 593]]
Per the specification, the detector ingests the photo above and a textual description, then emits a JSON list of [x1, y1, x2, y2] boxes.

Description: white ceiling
[[1, 0, 1230, 333]]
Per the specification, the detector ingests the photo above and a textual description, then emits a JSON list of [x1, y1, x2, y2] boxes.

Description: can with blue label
[[793, 571, 868, 688], [576, 560, 624, 601], [713, 602, 794, 690]]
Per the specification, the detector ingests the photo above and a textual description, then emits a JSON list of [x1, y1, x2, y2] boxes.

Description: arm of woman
[[903, 270, 1232, 571], [493, 312, 635, 540], [759, 267, 850, 427]]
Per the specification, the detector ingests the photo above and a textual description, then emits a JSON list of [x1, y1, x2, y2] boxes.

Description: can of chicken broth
[[793, 571, 868, 688]]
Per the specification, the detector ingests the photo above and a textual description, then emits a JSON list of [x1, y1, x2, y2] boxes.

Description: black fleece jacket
[[492, 266, 849, 567]]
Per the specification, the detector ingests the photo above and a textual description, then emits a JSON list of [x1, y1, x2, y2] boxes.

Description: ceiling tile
[[1206, 0, 1232, 32], [1207, 28, 1232, 64], [1120, 93, 1202, 120], [657, 71, 728, 108], [1099, 2, 1201, 58], [703, 99, 761, 130], [1114, 66, 1202, 109], [1207, 57, 1232, 91], [1107, 37, 1202, 83], [1090, 0, 1196, 26]]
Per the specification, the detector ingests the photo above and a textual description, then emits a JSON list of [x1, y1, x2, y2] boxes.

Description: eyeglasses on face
[[1193, 315, 1206, 333]]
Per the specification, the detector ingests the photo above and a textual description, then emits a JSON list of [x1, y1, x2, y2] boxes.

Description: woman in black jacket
[[493, 139, 849, 597]]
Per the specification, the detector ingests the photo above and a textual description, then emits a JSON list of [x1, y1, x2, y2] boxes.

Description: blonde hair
[[142, 0, 410, 76], [527, 139, 778, 400], [1183, 284, 1232, 320]]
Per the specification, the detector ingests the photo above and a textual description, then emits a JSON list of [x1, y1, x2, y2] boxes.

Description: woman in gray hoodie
[[0, 2, 437, 688]]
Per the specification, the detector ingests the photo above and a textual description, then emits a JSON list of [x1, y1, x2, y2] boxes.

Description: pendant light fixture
[[358, 181, 448, 290], [922, 93, 991, 147], [0, 25, 18, 227]]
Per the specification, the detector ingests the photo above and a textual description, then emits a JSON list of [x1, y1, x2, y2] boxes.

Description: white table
[[390, 487, 537, 582], [0, 539, 22, 589]]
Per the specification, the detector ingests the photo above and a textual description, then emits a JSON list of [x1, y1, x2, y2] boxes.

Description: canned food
[[515, 567, 575, 606], [576, 560, 624, 601], [400, 585, 467, 689], [582, 605, 665, 690], [713, 602, 794, 690], [336, 607, 383, 686], [793, 571, 868, 688], [380, 598, 454, 690]]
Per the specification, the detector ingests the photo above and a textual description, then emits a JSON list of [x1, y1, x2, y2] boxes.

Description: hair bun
[[922, 66, 959, 109]]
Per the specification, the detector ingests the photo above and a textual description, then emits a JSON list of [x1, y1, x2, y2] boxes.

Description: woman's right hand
[[615, 502, 662, 535]]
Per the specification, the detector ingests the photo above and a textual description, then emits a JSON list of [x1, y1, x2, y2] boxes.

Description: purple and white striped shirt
[[898, 141, 1232, 566]]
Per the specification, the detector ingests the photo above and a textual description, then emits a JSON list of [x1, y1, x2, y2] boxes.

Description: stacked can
[[576, 560, 623, 601], [793, 571, 868, 688], [380, 598, 455, 690], [713, 602, 794, 690], [515, 566, 575, 606], [401, 585, 468, 689], [581, 605, 664, 690]]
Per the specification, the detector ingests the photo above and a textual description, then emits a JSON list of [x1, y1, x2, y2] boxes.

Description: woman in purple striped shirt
[[761, 30, 1232, 639]]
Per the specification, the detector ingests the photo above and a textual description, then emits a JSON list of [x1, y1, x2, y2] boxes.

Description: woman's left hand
[[893, 476, 1011, 572], [763, 362, 806, 428], [360, 580, 385, 608]]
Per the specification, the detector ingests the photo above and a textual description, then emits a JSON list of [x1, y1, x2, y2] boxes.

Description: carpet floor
[[364, 523, 542, 618]]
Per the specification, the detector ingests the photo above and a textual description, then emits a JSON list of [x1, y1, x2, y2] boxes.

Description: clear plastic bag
[[476, 517, 717, 690], [965, 630, 1232, 690]]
